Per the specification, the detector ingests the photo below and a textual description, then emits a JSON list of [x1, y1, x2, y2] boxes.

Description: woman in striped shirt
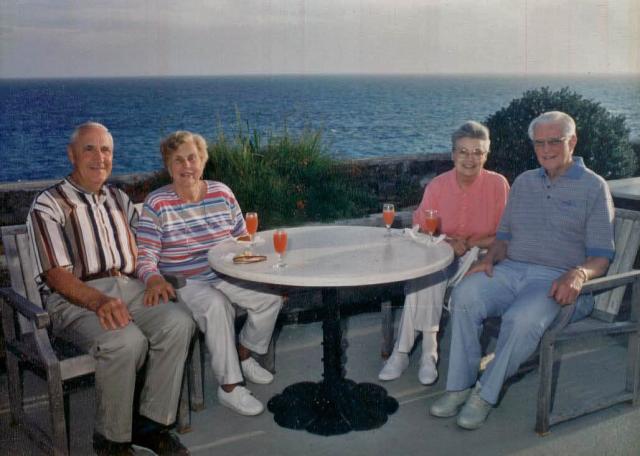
[[136, 131, 282, 417]]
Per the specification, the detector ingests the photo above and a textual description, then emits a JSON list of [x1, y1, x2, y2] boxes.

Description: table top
[[608, 177, 640, 201], [208, 225, 454, 288]]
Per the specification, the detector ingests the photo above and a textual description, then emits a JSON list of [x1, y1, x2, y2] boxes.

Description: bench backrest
[[1, 224, 42, 334], [592, 208, 640, 322]]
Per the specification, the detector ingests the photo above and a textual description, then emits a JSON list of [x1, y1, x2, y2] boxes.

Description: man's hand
[[466, 258, 495, 277], [95, 296, 132, 330], [144, 275, 176, 306], [549, 269, 585, 306]]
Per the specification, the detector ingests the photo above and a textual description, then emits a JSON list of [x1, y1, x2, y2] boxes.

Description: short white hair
[[69, 122, 112, 145], [528, 111, 576, 140]]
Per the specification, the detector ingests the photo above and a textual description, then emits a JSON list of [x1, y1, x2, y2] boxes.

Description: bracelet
[[573, 266, 588, 281]]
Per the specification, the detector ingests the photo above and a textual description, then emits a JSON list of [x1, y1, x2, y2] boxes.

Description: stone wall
[[0, 154, 452, 228]]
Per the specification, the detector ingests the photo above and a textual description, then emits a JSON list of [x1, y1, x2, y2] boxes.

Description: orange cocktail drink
[[273, 229, 288, 268]]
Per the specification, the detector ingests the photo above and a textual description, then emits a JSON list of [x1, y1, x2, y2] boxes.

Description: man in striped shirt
[[27, 122, 194, 456]]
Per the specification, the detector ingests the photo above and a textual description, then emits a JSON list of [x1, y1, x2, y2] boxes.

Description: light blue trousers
[[445, 259, 593, 405]]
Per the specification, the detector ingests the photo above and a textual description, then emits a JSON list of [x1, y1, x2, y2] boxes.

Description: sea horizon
[[2, 72, 639, 81], [1, 74, 638, 183]]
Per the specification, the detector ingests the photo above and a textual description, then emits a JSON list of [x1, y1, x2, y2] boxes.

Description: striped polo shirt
[[136, 180, 246, 284], [496, 157, 615, 270], [27, 177, 139, 286]]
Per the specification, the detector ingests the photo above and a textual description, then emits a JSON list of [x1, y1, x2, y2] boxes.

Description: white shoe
[[378, 351, 409, 381], [418, 355, 438, 385], [241, 357, 274, 384], [217, 386, 264, 416]]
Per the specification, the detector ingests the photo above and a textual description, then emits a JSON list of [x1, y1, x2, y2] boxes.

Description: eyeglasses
[[454, 148, 487, 159], [532, 137, 567, 148]]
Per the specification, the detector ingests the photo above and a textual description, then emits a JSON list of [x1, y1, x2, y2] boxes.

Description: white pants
[[395, 248, 479, 353], [177, 277, 283, 385]]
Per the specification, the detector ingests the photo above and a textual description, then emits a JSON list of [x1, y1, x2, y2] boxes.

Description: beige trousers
[[46, 276, 195, 442]]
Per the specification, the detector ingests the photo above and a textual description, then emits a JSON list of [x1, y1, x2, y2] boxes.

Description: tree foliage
[[485, 87, 637, 183]]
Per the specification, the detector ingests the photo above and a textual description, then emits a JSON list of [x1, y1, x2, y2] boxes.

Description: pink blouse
[[413, 169, 510, 239]]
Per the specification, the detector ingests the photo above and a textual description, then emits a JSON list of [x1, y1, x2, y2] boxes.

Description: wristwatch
[[573, 266, 589, 281]]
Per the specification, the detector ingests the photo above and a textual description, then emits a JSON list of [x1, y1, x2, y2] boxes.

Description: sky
[[0, 0, 639, 78]]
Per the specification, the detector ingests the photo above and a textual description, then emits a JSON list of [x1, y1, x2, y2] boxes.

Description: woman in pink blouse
[[379, 121, 510, 385]]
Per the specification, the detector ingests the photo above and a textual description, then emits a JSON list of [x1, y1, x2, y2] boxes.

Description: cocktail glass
[[383, 203, 395, 237], [273, 229, 288, 269], [423, 209, 439, 242]]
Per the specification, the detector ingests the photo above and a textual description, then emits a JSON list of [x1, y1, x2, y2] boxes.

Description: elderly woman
[[136, 131, 282, 417], [378, 121, 510, 385]]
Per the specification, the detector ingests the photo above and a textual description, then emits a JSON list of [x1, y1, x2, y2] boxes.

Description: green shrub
[[485, 87, 637, 183], [204, 125, 376, 229]]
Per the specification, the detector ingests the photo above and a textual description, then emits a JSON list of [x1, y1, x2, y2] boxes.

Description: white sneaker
[[418, 355, 438, 385], [378, 351, 409, 381], [241, 357, 274, 384], [217, 386, 264, 416]]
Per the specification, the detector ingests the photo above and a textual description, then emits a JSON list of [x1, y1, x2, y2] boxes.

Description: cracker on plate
[[233, 254, 267, 264]]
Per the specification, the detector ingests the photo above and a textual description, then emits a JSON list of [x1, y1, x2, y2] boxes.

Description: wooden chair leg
[[381, 299, 394, 359], [5, 353, 24, 425], [189, 333, 205, 411], [176, 369, 192, 434], [46, 367, 69, 456], [63, 393, 71, 453], [535, 339, 555, 436], [628, 331, 640, 405]]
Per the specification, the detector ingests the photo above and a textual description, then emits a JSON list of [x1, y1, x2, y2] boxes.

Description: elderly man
[[429, 111, 615, 430], [27, 122, 195, 455]]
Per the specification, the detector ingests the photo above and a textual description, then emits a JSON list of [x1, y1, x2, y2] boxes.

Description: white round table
[[208, 225, 454, 435], [208, 225, 453, 287]]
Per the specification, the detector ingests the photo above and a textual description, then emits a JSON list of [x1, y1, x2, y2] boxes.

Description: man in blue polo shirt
[[429, 111, 615, 430]]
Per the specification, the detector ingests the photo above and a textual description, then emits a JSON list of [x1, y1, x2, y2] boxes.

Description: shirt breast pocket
[[551, 199, 586, 236]]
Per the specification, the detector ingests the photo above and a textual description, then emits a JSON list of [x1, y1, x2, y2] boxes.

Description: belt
[[84, 268, 132, 282]]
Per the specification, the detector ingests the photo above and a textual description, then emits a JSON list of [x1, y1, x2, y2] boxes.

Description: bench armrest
[[580, 269, 640, 294], [543, 269, 640, 341], [0, 287, 50, 329]]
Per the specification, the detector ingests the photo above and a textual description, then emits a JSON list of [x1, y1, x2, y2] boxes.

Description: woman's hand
[[446, 237, 468, 257], [144, 275, 176, 306]]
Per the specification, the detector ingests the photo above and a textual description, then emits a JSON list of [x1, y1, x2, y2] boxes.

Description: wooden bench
[[534, 207, 640, 434], [0, 224, 199, 456], [377, 207, 640, 433]]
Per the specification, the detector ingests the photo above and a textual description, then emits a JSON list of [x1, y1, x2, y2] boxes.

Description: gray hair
[[451, 121, 490, 151], [160, 130, 209, 169], [69, 122, 112, 145], [527, 111, 576, 140]]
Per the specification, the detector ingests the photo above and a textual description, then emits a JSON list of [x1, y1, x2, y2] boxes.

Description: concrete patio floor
[[1, 310, 639, 455]]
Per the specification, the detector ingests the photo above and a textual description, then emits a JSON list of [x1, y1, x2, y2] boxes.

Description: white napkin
[[404, 224, 446, 245]]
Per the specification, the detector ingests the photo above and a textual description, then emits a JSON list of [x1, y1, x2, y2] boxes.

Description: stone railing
[[0, 154, 452, 228]]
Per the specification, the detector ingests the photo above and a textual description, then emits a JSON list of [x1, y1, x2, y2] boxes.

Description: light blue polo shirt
[[496, 157, 615, 270]]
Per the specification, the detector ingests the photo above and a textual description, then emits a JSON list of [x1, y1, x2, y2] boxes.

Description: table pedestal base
[[267, 379, 398, 436], [268, 288, 398, 435]]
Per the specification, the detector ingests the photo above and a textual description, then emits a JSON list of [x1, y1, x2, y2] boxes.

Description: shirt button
[[547, 195, 551, 199]]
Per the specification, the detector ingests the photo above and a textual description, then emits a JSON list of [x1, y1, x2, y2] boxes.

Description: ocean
[[1, 74, 638, 183]]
